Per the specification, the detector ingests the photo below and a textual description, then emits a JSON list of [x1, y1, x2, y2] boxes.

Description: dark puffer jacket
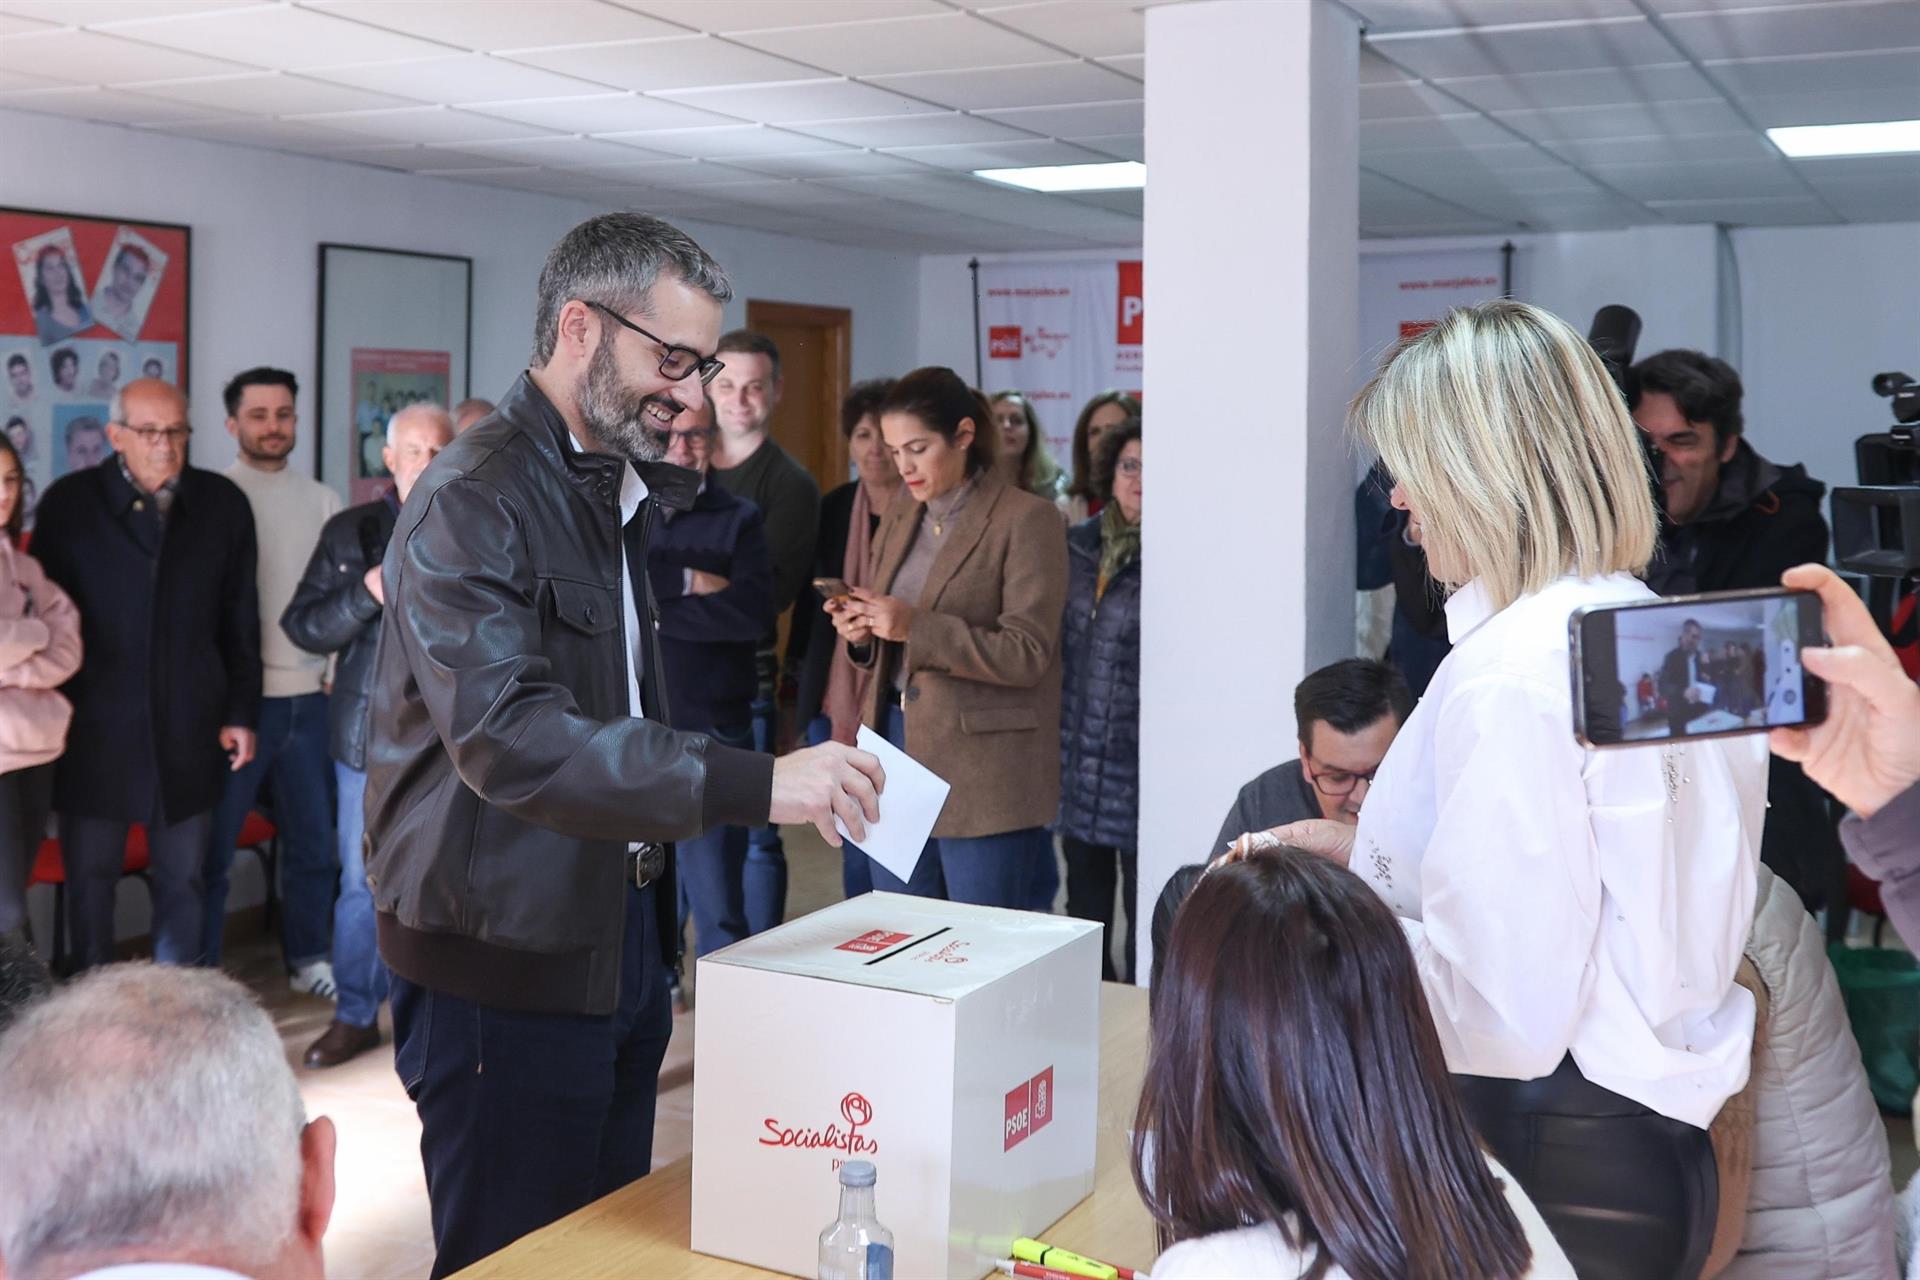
[[1056, 516, 1140, 849]]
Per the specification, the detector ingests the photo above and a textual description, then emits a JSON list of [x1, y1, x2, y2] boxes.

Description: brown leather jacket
[[364, 375, 772, 1016], [855, 469, 1067, 839]]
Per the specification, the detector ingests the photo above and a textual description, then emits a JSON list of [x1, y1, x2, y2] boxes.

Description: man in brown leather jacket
[[364, 213, 882, 1277]]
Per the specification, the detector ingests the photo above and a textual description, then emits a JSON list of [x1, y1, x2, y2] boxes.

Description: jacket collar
[[875, 467, 1009, 610], [101, 455, 187, 517], [1690, 438, 1782, 526], [500, 372, 701, 513]]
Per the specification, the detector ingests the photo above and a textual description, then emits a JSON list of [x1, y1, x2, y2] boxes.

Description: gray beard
[[577, 332, 668, 464]]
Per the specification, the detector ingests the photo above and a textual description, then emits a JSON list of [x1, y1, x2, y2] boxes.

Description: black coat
[[791, 481, 871, 732], [1056, 516, 1140, 849], [281, 492, 397, 770], [648, 483, 773, 737], [32, 459, 260, 823], [1646, 441, 1840, 909]]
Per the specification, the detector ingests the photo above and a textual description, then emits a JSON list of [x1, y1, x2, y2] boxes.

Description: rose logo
[[840, 1092, 873, 1128]]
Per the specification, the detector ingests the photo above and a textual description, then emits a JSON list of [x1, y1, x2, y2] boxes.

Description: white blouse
[[1352, 573, 1769, 1128]]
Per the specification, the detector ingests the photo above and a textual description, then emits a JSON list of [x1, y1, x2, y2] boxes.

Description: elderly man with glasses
[[31, 377, 262, 971], [362, 213, 883, 1276]]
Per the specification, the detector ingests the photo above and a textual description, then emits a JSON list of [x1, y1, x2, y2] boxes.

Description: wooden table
[[457, 983, 1156, 1280]]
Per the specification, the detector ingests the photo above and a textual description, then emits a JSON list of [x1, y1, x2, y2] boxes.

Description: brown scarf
[[823, 481, 889, 744]]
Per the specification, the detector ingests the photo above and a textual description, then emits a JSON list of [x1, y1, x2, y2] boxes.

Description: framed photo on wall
[[316, 243, 471, 506], [0, 205, 190, 527]]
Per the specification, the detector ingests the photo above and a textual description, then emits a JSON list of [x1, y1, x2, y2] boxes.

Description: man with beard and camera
[[364, 213, 884, 1276], [1633, 348, 1838, 908]]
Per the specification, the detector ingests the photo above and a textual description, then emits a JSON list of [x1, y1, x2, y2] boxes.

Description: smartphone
[[813, 576, 854, 602], [1569, 587, 1827, 748]]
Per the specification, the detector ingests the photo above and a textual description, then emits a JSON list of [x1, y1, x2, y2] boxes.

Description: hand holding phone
[[1570, 587, 1828, 748], [813, 576, 854, 604]]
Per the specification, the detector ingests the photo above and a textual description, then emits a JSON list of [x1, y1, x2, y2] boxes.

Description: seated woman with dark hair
[[1136, 848, 1570, 1280]]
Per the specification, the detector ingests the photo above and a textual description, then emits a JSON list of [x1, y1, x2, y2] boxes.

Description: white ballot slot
[[690, 894, 1102, 1279]]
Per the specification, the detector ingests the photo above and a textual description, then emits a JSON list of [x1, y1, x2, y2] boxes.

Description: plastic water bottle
[[818, 1160, 895, 1280]]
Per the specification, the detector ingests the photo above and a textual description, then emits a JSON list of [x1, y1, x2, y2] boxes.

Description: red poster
[[1116, 260, 1143, 346]]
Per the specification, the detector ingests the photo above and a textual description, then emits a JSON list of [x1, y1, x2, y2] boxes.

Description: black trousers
[[61, 808, 211, 968], [0, 763, 52, 936], [391, 883, 673, 1278], [1455, 1056, 1718, 1280], [1061, 837, 1137, 983]]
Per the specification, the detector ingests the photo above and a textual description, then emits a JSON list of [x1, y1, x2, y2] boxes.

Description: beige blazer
[[856, 469, 1068, 839]]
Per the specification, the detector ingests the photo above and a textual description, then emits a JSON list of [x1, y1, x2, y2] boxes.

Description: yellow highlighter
[[1011, 1239, 1119, 1280]]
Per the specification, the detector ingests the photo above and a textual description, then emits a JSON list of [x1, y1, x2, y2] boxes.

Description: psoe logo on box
[[1117, 260, 1143, 345], [835, 929, 912, 955], [988, 325, 1023, 359], [1004, 1066, 1055, 1152]]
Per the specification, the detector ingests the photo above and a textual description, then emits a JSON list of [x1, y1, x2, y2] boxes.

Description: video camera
[[1831, 371, 1920, 579]]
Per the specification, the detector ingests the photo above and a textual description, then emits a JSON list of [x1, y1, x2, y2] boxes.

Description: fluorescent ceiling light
[[1768, 119, 1920, 158], [973, 161, 1145, 192]]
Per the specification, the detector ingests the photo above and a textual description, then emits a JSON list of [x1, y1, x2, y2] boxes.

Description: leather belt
[[626, 842, 666, 890]]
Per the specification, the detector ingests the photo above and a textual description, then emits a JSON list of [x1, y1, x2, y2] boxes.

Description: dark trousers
[[0, 763, 52, 935], [392, 884, 673, 1278], [1062, 837, 1137, 983], [62, 808, 211, 968], [1455, 1056, 1718, 1280], [744, 654, 787, 933], [202, 692, 337, 967]]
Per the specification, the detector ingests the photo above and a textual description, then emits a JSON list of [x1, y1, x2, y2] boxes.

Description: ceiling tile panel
[[0, 28, 251, 82], [971, 2, 1145, 59], [503, 35, 822, 91], [463, 92, 734, 133], [294, 104, 559, 144], [655, 77, 945, 122], [302, 53, 613, 103], [0, 82, 227, 123], [1549, 130, 1779, 167], [0, 67, 73, 91], [879, 137, 1112, 170], [610, 0, 947, 30], [977, 99, 1142, 136], [126, 70, 416, 114], [599, 123, 852, 157], [1644, 194, 1838, 224], [1369, 18, 1680, 80], [722, 149, 931, 177], [1739, 86, 1920, 129], [1361, 77, 1478, 120], [1360, 112, 1522, 150], [1435, 62, 1713, 112], [1347, 0, 1640, 29], [790, 111, 1036, 148], [433, 134, 673, 167], [1492, 97, 1749, 143], [1660, 1, 1920, 62], [160, 114, 375, 147], [730, 12, 1059, 77], [1582, 158, 1809, 200], [0, 0, 238, 22], [103, 5, 455, 71], [866, 60, 1140, 112], [306, 0, 684, 52], [1071, 132, 1142, 161]]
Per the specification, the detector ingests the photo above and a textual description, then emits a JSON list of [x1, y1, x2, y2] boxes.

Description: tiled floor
[[244, 823, 861, 1280]]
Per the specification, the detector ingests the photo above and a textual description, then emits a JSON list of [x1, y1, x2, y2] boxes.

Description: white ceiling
[[0, 0, 1911, 251]]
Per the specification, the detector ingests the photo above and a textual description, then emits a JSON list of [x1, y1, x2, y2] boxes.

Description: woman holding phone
[[826, 367, 1068, 908], [1256, 300, 1768, 1279]]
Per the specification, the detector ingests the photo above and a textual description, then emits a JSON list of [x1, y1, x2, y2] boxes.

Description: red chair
[[26, 812, 280, 973]]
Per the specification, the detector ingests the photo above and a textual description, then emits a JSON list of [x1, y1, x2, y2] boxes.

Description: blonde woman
[[989, 390, 1068, 503], [1264, 301, 1768, 1280]]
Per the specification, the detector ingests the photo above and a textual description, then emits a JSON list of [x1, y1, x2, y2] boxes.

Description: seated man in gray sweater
[[1153, 659, 1412, 989]]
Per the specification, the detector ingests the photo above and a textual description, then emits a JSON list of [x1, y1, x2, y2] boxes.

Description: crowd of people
[[0, 212, 1915, 1280]]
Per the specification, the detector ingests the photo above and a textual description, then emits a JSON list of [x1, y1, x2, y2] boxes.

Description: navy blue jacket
[[1056, 515, 1140, 849], [32, 459, 261, 823], [647, 482, 773, 736]]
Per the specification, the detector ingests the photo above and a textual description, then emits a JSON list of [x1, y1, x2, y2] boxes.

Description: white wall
[[0, 107, 922, 479], [1733, 221, 1920, 501]]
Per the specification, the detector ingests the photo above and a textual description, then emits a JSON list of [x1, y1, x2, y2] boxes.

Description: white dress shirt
[[1352, 573, 1769, 1128]]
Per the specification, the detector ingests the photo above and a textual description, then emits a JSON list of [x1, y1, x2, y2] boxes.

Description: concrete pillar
[[1137, 0, 1361, 980]]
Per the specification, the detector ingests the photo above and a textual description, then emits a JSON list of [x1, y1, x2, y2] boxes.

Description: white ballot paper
[[834, 724, 950, 883]]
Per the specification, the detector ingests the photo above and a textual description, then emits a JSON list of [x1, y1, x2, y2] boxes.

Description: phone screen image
[[1576, 590, 1824, 747]]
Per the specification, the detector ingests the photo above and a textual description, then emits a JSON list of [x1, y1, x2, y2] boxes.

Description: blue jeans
[[331, 762, 387, 1027], [676, 822, 748, 957], [859, 707, 1048, 909], [744, 690, 786, 932], [806, 714, 871, 900], [392, 884, 672, 1278], [201, 692, 337, 968]]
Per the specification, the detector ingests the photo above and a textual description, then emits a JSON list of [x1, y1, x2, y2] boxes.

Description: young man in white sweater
[[200, 367, 342, 994]]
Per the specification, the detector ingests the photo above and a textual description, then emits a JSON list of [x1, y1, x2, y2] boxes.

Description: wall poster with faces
[[0, 207, 190, 529]]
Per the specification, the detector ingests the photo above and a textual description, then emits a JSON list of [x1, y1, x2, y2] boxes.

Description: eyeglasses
[[1304, 756, 1378, 798], [664, 426, 715, 449], [1116, 457, 1142, 476], [119, 425, 192, 446], [585, 301, 725, 386]]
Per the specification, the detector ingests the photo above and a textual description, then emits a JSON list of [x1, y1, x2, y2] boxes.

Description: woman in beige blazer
[[827, 367, 1068, 908]]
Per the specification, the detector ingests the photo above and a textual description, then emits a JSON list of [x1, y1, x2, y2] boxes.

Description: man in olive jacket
[[363, 214, 882, 1277]]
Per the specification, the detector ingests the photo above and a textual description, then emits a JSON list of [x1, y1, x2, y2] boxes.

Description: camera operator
[[1633, 349, 1841, 909], [1771, 563, 1920, 946]]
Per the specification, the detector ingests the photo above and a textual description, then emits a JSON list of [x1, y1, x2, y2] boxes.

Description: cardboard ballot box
[[690, 893, 1103, 1279]]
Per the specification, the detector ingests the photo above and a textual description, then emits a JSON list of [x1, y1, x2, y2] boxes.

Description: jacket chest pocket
[[544, 577, 622, 715]]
